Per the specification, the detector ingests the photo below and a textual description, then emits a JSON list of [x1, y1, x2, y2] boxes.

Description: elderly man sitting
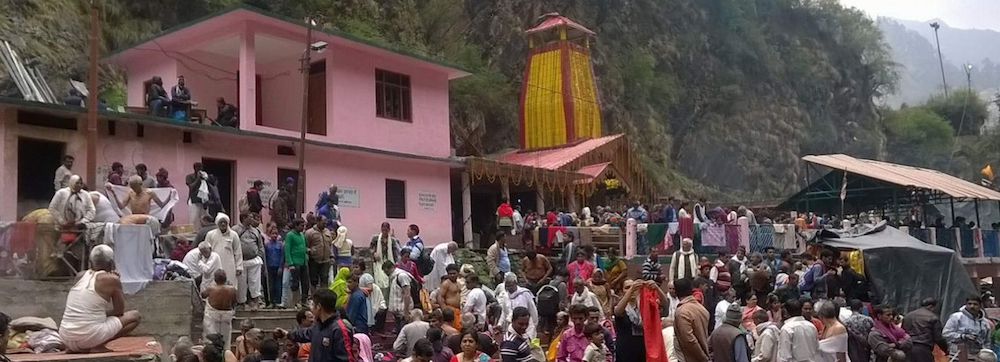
[[48, 174, 95, 228], [59, 245, 142, 352]]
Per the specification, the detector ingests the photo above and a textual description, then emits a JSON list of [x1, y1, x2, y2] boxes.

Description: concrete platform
[[7, 336, 160, 362]]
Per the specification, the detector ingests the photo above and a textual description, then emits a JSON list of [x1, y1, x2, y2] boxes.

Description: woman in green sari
[[330, 267, 352, 306]]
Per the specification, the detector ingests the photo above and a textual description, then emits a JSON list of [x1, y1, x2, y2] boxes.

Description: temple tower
[[519, 13, 602, 149]]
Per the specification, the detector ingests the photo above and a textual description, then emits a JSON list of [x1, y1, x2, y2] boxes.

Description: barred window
[[375, 69, 412, 122]]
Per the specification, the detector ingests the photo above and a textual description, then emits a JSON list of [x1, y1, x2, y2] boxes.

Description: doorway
[[277, 168, 300, 213], [17, 138, 65, 218], [202, 158, 235, 217]]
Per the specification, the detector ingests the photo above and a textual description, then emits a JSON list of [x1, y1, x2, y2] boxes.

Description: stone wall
[[0, 279, 197, 359]]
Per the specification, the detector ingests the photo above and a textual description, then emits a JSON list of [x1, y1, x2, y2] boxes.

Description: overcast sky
[[838, 0, 1000, 31]]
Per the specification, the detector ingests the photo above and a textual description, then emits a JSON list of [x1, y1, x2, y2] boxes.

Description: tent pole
[[893, 189, 900, 224], [975, 199, 981, 227], [950, 197, 956, 227], [805, 164, 811, 214]]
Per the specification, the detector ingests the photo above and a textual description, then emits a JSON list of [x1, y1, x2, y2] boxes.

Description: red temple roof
[[525, 13, 596, 36]]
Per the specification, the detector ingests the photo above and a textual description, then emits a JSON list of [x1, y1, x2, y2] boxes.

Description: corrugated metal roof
[[573, 162, 612, 185], [495, 134, 622, 170], [804, 154, 1000, 201]]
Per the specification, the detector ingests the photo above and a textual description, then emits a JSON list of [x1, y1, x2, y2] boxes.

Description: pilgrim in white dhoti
[[425, 242, 458, 292], [497, 272, 539, 338], [204, 213, 243, 287]]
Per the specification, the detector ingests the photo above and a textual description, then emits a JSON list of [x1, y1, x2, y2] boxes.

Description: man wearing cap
[[709, 303, 752, 362]]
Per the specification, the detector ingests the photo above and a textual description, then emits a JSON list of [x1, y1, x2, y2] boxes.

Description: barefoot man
[[59, 245, 142, 353], [437, 263, 462, 330], [202, 269, 237, 351]]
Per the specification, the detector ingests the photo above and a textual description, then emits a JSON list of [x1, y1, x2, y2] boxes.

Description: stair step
[[232, 316, 299, 331]]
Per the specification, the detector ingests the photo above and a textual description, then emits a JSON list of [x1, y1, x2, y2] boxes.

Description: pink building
[[0, 5, 469, 246]]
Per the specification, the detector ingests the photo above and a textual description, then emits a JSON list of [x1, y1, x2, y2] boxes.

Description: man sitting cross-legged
[[59, 245, 142, 353]]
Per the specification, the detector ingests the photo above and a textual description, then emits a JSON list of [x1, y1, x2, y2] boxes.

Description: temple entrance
[[17, 138, 64, 218]]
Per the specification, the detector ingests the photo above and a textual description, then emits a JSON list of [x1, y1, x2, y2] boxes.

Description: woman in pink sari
[[742, 294, 764, 339]]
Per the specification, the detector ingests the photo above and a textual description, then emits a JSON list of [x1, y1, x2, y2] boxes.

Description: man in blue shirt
[[664, 197, 678, 223], [625, 201, 648, 223], [345, 274, 368, 334], [405, 224, 423, 260], [317, 198, 341, 230], [314, 185, 339, 214]]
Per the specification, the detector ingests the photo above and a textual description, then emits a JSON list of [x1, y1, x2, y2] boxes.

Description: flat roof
[[0, 97, 463, 166], [104, 4, 470, 79]]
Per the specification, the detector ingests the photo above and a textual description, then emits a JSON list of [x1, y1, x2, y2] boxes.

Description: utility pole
[[297, 18, 313, 215], [966, 63, 973, 93], [86, 0, 100, 188], [931, 22, 949, 97]]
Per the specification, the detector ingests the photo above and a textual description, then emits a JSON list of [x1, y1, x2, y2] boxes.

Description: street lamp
[[931, 22, 948, 97], [965, 63, 973, 92]]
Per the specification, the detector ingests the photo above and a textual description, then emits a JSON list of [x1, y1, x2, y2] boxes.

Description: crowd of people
[[27, 163, 1000, 362], [52, 224, 991, 362]]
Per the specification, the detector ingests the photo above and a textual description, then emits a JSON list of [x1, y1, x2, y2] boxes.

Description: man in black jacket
[[277, 289, 355, 362], [903, 298, 949, 362]]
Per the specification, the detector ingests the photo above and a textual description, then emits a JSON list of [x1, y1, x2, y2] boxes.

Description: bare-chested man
[[202, 270, 237, 351], [437, 263, 462, 330]]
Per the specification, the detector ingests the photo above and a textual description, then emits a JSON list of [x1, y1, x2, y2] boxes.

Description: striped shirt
[[500, 330, 533, 362], [642, 256, 661, 281]]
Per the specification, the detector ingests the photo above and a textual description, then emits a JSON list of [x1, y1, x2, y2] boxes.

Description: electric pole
[[297, 18, 314, 215], [86, 0, 100, 188], [931, 22, 949, 98]]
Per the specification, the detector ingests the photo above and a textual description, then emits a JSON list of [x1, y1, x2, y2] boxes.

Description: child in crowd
[[264, 222, 284, 308], [582, 322, 608, 362]]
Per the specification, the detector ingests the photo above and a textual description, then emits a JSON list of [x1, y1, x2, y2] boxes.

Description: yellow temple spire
[[519, 13, 602, 150]]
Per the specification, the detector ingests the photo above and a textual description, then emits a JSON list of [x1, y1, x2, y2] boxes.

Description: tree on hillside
[[924, 90, 989, 136], [884, 107, 955, 170]]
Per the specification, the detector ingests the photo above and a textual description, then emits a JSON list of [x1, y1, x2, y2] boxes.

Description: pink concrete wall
[[196, 133, 455, 246], [121, 24, 454, 160], [258, 56, 306, 132], [0, 109, 454, 246], [328, 47, 452, 158], [176, 50, 238, 120], [126, 57, 176, 108]]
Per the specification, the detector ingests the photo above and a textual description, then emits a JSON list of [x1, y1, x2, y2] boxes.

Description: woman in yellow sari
[[330, 267, 352, 306], [546, 311, 569, 361], [603, 247, 628, 294]]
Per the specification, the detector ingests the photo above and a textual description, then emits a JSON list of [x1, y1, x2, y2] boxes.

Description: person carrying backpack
[[537, 270, 568, 340]]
